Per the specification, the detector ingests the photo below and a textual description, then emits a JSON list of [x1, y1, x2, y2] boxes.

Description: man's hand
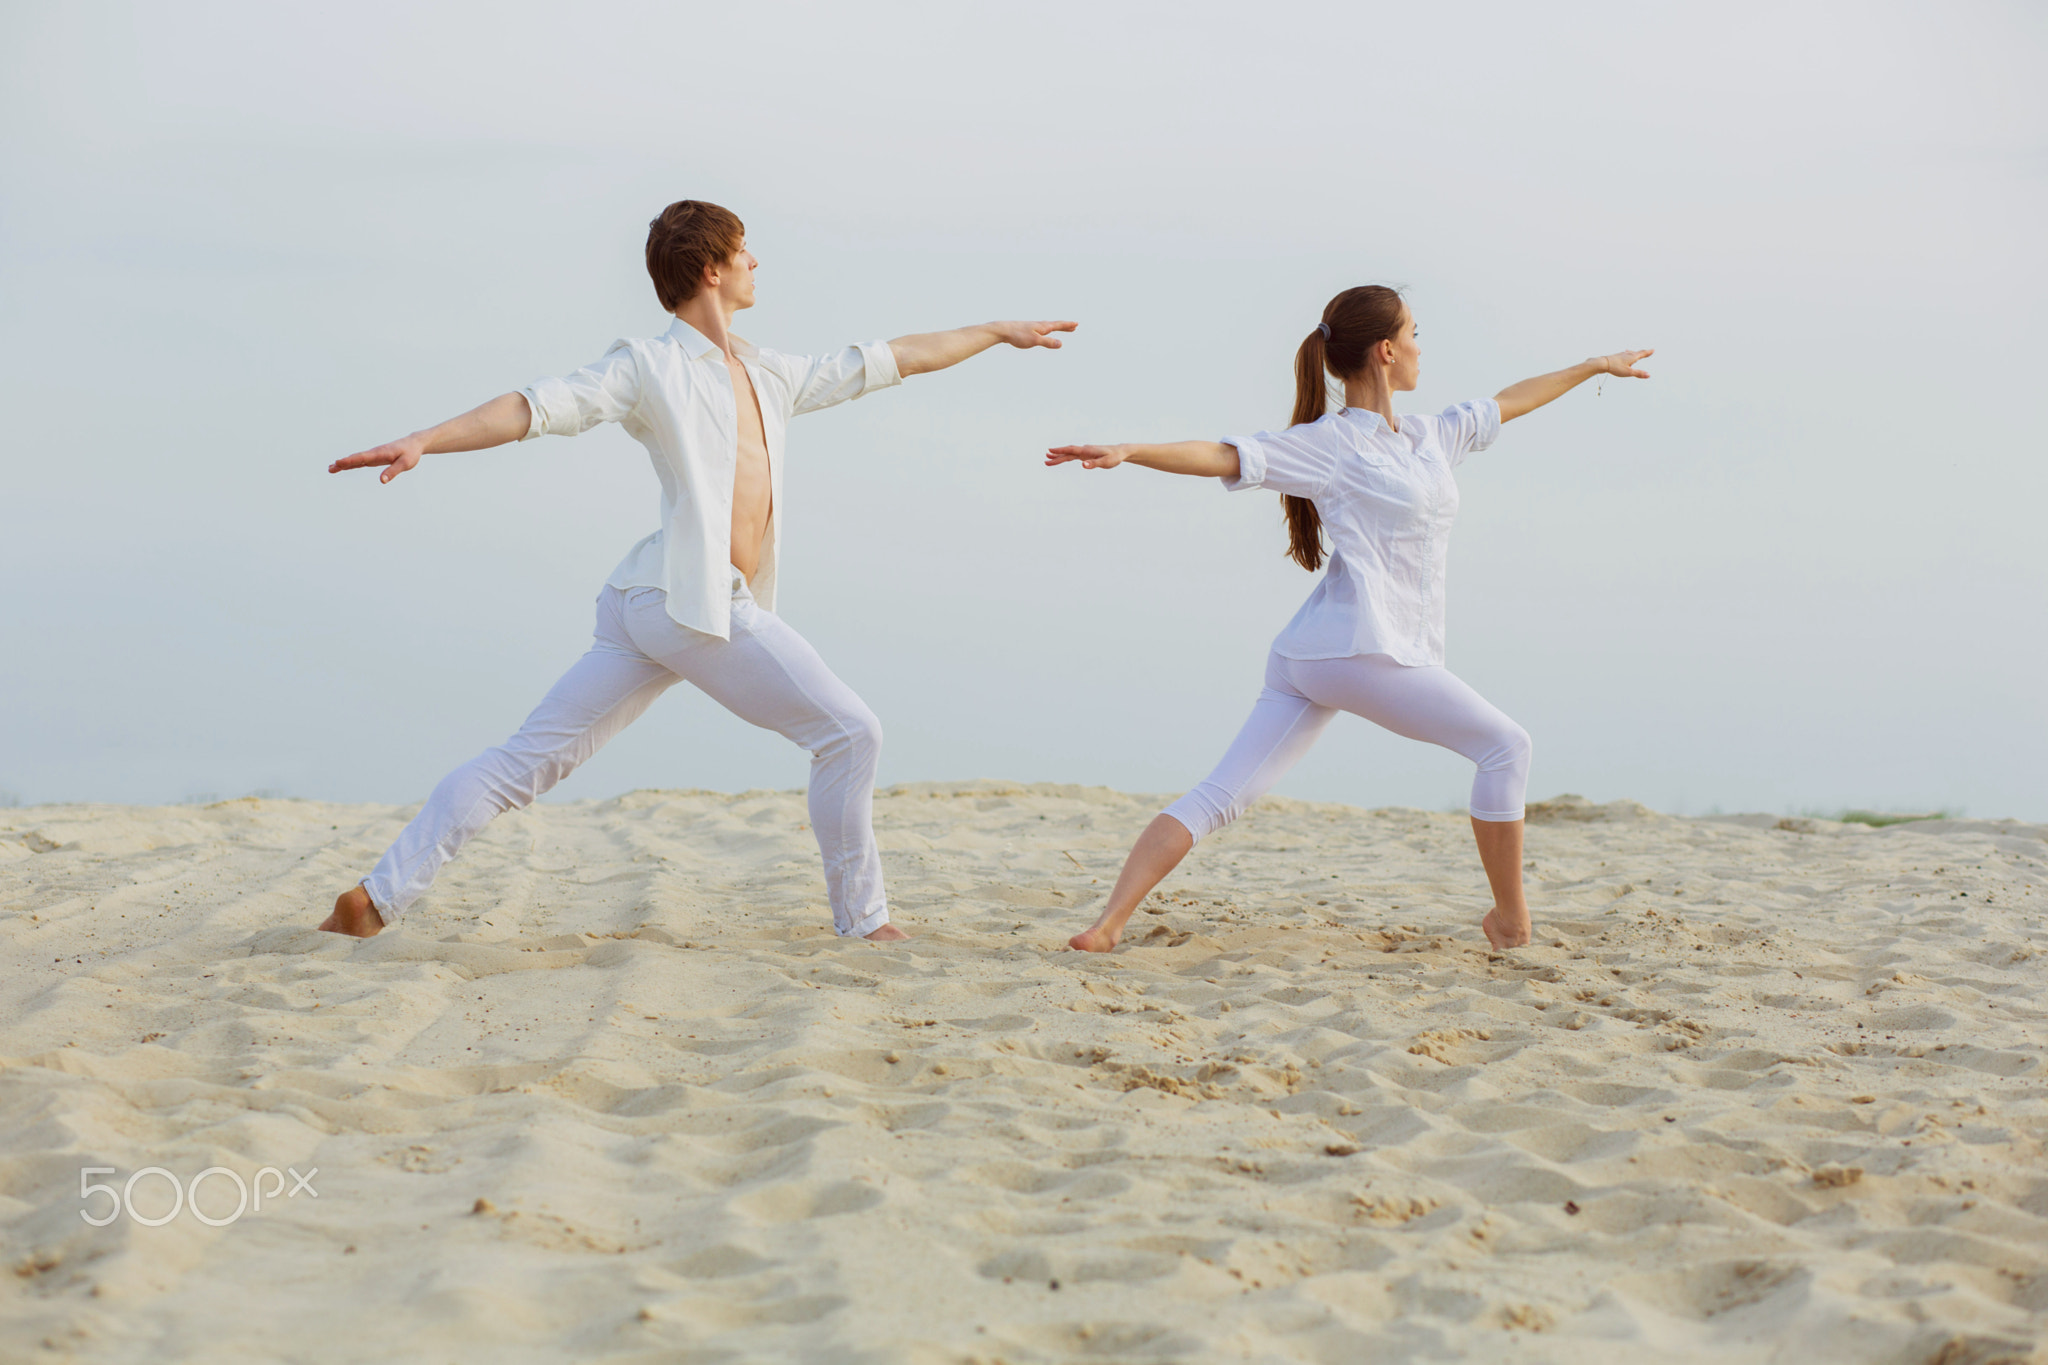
[[890, 320, 1079, 377], [995, 320, 1078, 350], [330, 434, 429, 484], [326, 393, 532, 483]]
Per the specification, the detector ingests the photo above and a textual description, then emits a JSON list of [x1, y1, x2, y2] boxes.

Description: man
[[321, 199, 1074, 941]]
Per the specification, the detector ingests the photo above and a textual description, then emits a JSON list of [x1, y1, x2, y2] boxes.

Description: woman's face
[[1385, 307, 1422, 391]]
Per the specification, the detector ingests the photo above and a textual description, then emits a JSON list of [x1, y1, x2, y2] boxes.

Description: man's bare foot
[[1481, 906, 1532, 950], [864, 923, 910, 942], [319, 885, 385, 938], [1068, 921, 1123, 953]]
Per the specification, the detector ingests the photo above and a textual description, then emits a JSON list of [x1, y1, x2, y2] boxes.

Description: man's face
[[712, 242, 759, 311]]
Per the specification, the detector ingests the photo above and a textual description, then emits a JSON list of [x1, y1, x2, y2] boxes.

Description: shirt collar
[[1340, 406, 1389, 434], [663, 316, 758, 361]]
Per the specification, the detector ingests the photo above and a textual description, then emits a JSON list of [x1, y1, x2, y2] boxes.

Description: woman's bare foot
[[1066, 815, 1193, 953], [1481, 906, 1532, 950], [1068, 920, 1123, 953], [864, 923, 910, 942], [319, 884, 385, 937], [1471, 818, 1531, 950]]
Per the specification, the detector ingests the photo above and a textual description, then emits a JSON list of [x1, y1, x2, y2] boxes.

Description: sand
[[2, 784, 2045, 1363]]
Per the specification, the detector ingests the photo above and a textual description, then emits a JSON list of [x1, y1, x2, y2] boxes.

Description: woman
[[1047, 286, 1650, 952]]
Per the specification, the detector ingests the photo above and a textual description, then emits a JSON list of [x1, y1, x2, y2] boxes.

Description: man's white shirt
[[519, 317, 901, 640]]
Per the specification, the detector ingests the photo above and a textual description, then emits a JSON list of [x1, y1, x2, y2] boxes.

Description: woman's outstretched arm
[[1495, 349, 1653, 422], [1045, 440, 1240, 478], [328, 393, 534, 484]]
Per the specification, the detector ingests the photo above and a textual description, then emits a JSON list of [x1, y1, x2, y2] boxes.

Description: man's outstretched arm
[[328, 392, 533, 484], [888, 321, 1076, 377]]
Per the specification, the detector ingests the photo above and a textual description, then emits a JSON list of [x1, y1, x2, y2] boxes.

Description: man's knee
[[483, 729, 587, 808], [825, 704, 883, 766]]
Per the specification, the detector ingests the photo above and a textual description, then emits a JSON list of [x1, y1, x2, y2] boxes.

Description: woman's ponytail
[[1283, 326, 1332, 572], [1278, 286, 1407, 575]]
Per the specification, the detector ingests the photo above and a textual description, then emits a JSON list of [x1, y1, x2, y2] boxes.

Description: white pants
[[362, 576, 889, 937], [1164, 651, 1531, 842]]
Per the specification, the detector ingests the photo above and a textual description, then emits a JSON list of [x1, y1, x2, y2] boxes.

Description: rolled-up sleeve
[[1437, 399, 1501, 468], [1219, 426, 1336, 498], [774, 340, 902, 417], [518, 342, 643, 441]]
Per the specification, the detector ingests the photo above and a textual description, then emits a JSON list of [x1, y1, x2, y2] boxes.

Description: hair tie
[[1316, 321, 1331, 340]]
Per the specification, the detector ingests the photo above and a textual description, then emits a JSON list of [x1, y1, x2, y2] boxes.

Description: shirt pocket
[[1350, 451, 1430, 518]]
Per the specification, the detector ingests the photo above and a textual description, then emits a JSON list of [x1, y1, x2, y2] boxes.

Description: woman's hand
[[1045, 443, 1130, 470], [329, 433, 429, 483], [1497, 350, 1655, 421], [1593, 349, 1654, 378], [1047, 440, 1240, 478]]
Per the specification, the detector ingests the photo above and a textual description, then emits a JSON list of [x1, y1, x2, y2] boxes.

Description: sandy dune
[[3, 784, 2045, 1363]]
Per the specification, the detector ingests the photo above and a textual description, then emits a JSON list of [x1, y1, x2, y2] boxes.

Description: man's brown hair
[[645, 200, 745, 312]]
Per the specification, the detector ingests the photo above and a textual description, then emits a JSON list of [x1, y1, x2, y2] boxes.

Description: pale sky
[[3, 1, 2043, 819]]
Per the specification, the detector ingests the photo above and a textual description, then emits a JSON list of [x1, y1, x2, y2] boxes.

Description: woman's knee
[[1507, 722, 1533, 770], [1163, 783, 1240, 845], [1481, 721, 1532, 774]]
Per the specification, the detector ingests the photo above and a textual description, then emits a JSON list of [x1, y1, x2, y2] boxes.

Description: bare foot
[[318, 884, 385, 938], [1481, 906, 1532, 950], [863, 923, 910, 942], [1064, 816, 1187, 955], [1068, 921, 1122, 953]]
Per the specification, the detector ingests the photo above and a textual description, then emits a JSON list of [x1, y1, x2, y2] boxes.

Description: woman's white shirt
[[1222, 399, 1501, 666], [518, 317, 901, 640]]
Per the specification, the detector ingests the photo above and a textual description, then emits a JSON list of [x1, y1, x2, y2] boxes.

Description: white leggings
[[1164, 651, 1531, 842], [362, 577, 889, 937]]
